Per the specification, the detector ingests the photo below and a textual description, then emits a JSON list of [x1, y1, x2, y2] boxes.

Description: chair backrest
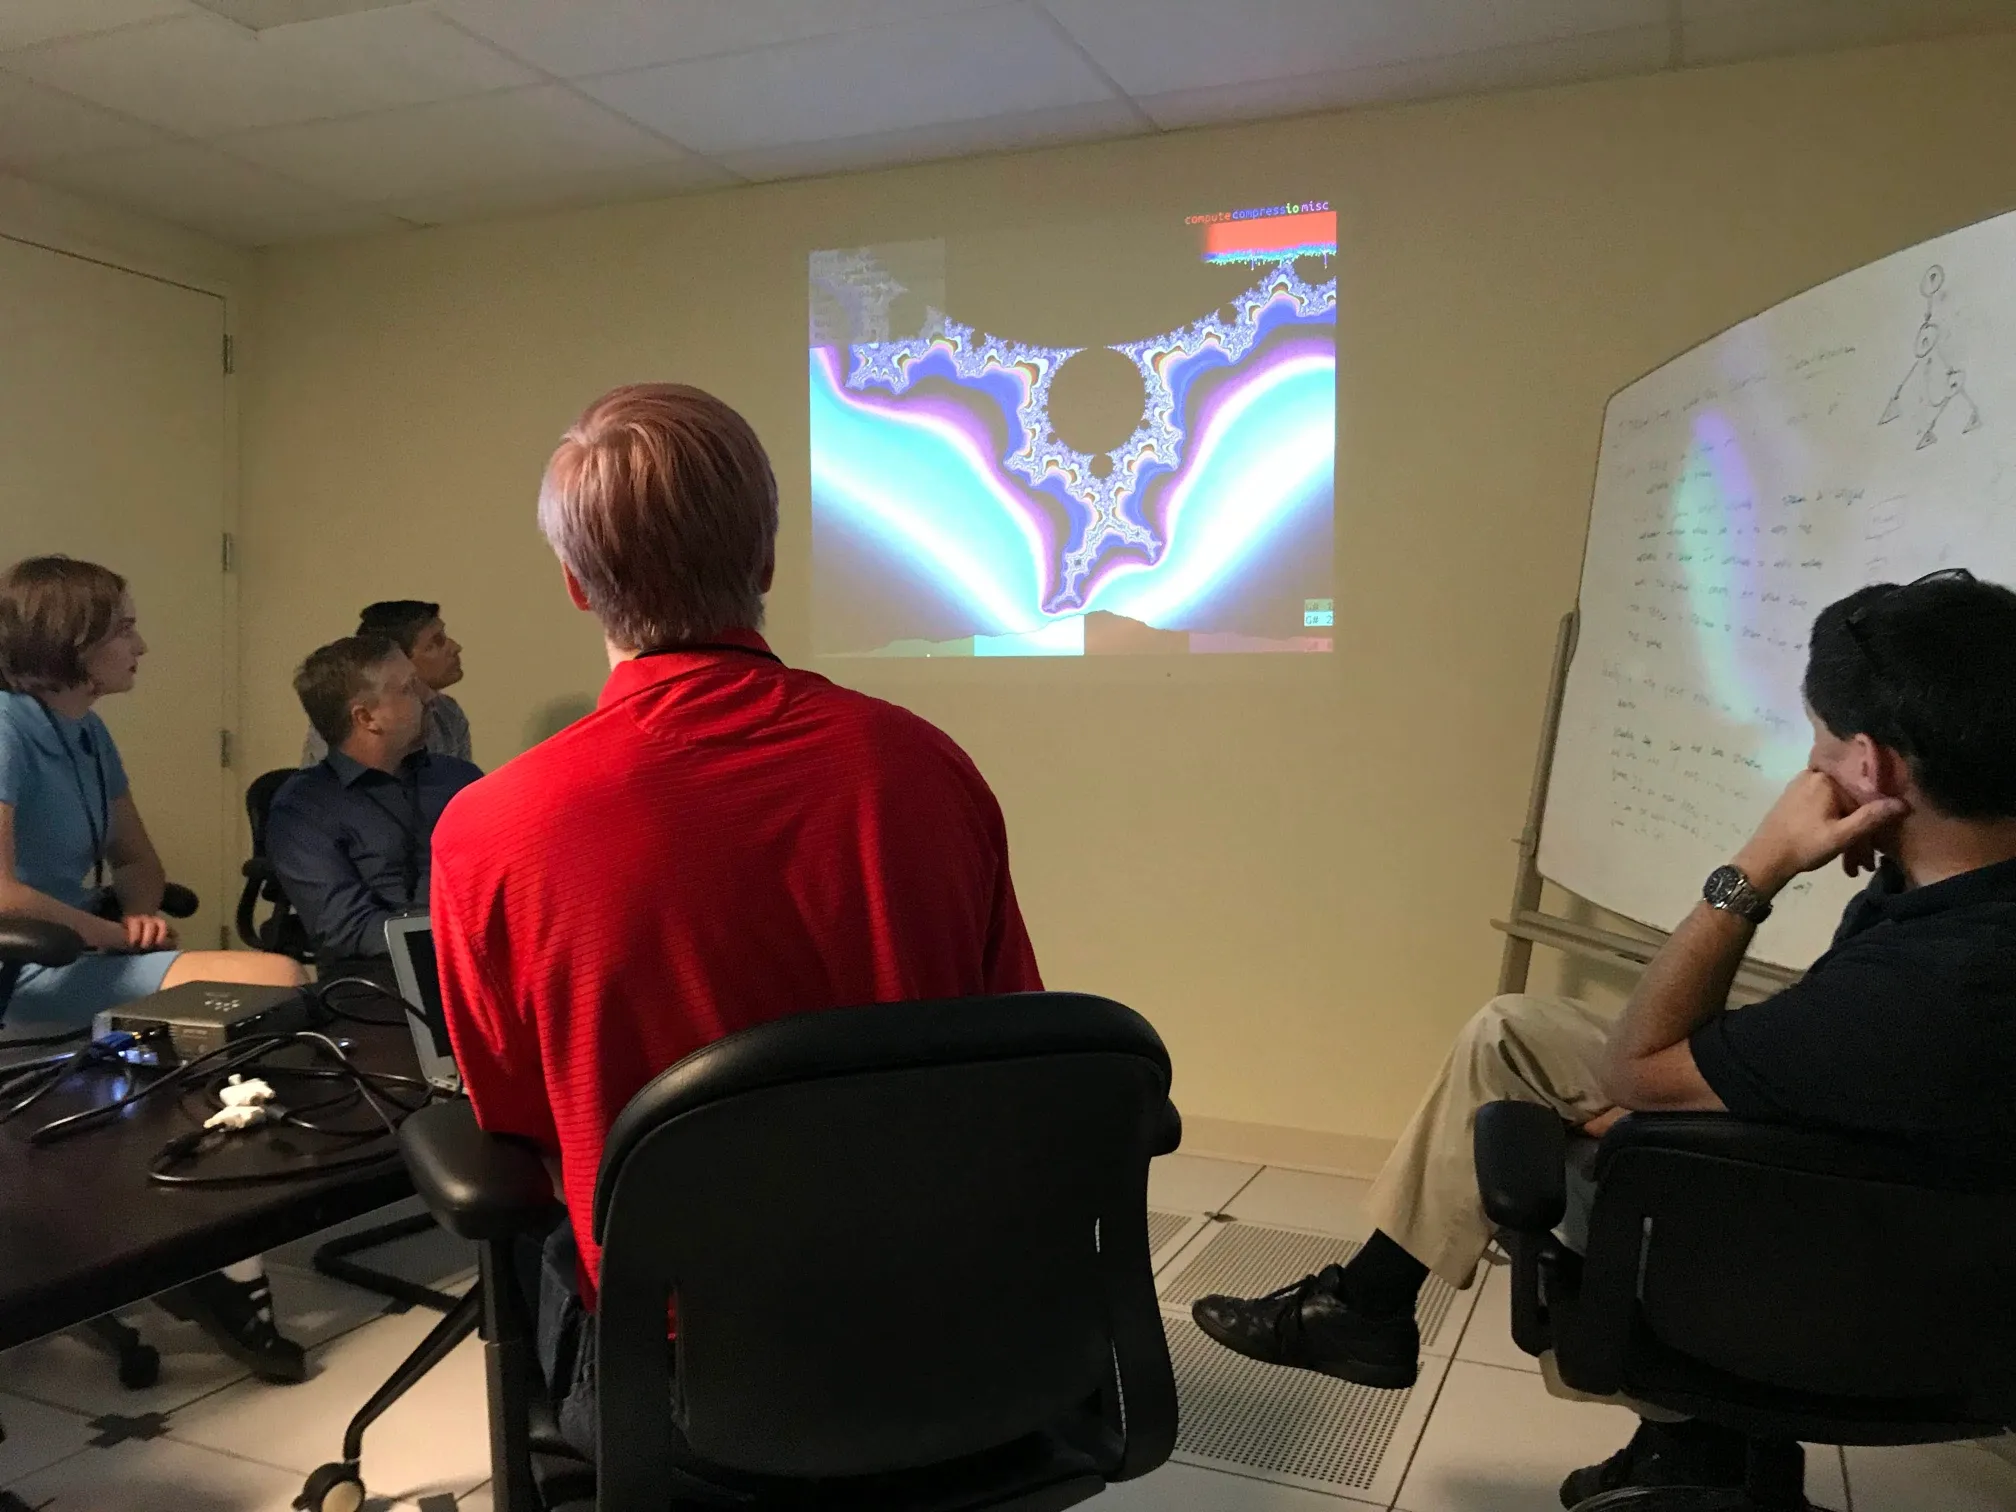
[[237, 769, 313, 959], [590, 992, 1177, 1499], [1573, 1114, 2016, 1422], [245, 767, 296, 855]]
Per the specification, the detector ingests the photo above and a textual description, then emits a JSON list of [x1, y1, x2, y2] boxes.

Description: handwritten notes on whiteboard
[[1540, 210, 2016, 967]]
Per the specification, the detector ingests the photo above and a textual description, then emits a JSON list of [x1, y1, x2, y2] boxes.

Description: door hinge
[[220, 729, 234, 769], [222, 332, 235, 375], [221, 532, 235, 572]]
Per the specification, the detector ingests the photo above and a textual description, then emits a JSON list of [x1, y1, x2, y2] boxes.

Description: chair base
[[312, 1212, 460, 1312], [1572, 1492, 1813, 1511]]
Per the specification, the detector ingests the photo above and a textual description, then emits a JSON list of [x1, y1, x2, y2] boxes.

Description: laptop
[[383, 914, 460, 1094]]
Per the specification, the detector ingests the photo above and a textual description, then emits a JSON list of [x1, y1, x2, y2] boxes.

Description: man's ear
[[1866, 737, 1917, 803], [561, 561, 593, 613], [757, 540, 776, 596]]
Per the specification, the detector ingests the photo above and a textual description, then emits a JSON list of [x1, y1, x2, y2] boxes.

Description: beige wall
[[238, 34, 2016, 1142], [0, 171, 251, 297]]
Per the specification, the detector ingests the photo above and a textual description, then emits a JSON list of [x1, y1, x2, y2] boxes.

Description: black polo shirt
[[1691, 856, 2016, 1170]]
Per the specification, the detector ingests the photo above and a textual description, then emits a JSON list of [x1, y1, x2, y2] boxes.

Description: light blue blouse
[[0, 690, 130, 909]]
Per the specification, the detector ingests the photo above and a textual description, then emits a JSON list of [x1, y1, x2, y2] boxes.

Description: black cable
[[20, 1018, 446, 1186], [148, 1130, 404, 1186], [138, 1029, 444, 1187], [309, 975, 413, 1028], [29, 1033, 285, 1145], [2, 1033, 149, 1124], [0, 1048, 89, 1109], [0, 1026, 89, 1049]]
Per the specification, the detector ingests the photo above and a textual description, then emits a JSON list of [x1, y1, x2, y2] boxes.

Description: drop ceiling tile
[[583, 3, 1118, 156], [1680, 0, 2016, 65], [0, 0, 192, 54], [381, 156, 739, 225], [217, 83, 706, 202], [1043, 0, 1668, 97], [28, 139, 402, 243], [717, 97, 1148, 183], [439, 0, 999, 79], [0, 71, 172, 165], [6, 7, 538, 137], [1139, 23, 1671, 129]]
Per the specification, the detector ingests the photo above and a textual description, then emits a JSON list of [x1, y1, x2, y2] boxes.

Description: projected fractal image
[[809, 205, 1338, 656]]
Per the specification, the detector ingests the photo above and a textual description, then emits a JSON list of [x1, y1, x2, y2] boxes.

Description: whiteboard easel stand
[[1492, 611, 1802, 1006]]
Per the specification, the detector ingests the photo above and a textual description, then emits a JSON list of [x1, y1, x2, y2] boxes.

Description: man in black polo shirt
[[268, 636, 482, 972], [1193, 571, 2016, 1502]]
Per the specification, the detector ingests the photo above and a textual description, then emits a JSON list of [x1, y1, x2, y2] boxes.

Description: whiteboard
[[1540, 208, 2016, 968]]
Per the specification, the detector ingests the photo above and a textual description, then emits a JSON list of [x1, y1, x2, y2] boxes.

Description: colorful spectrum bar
[[1202, 210, 1338, 265]]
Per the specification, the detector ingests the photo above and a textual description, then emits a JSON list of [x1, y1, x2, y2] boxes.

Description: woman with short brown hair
[[0, 555, 309, 1382], [0, 556, 304, 1019]]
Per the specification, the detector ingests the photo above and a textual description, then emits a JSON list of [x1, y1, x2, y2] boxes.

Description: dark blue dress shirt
[[266, 748, 483, 958]]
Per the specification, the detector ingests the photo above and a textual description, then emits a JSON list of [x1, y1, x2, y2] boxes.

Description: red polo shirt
[[431, 633, 1042, 1306]]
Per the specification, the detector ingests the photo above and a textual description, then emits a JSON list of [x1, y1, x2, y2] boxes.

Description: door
[[0, 235, 229, 949]]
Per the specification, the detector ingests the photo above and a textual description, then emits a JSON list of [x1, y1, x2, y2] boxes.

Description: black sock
[[1335, 1230, 1428, 1319]]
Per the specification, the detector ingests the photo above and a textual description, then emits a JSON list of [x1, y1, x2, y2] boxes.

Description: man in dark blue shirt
[[268, 635, 482, 963]]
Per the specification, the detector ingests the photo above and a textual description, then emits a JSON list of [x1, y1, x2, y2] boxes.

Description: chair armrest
[[0, 916, 84, 968], [87, 884, 199, 921], [400, 1100, 558, 1242], [1475, 1100, 1568, 1233]]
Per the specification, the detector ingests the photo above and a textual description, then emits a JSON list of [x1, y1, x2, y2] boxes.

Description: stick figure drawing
[[1880, 265, 1983, 449]]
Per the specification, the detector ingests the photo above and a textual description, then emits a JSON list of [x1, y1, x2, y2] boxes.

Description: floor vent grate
[[1145, 1209, 1191, 1255], [1166, 1315, 1420, 1492]]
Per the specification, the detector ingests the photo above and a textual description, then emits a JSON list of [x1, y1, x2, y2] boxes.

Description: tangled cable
[[0, 975, 444, 1187]]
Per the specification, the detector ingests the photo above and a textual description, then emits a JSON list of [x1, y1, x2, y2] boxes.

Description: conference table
[[0, 1014, 425, 1351]]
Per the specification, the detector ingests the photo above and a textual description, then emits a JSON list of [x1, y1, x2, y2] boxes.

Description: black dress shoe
[[1190, 1264, 1419, 1389], [159, 1270, 307, 1385], [1560, 1419, 1757, 1508]]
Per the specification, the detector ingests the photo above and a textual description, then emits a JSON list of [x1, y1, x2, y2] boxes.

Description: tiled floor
[[1, 1158, 2010, 1510]]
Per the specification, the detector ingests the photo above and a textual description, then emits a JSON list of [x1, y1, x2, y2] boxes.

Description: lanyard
[[36, 701, 110, 893], [634, 642, 783, 666]]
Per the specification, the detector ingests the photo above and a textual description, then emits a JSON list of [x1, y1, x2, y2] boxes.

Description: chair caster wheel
[[296, 1462, 366, 1512], [118, 1343, 161, 1389]]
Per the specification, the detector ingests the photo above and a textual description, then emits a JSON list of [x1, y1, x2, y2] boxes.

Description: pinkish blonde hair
[[537, 384, 777, 650]]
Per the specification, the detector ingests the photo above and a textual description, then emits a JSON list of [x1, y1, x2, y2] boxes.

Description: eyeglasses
[[1842, 567, 1976, 656]]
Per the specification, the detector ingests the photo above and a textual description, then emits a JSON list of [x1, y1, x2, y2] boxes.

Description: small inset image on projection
[[809, 203, 1338, 658]]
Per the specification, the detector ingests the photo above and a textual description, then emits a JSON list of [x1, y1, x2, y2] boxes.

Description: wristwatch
[[1703, 864, 1773, 924]]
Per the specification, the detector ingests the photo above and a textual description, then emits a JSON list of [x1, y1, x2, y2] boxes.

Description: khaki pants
[[1363, 993, 1691, 1418], [1367, 993, 1615, 1290]]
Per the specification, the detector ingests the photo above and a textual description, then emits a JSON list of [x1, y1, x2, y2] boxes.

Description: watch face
[[1704, 866, 1747, 908]]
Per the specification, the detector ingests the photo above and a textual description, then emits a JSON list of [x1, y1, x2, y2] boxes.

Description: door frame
[[0, 208, 247, 950]]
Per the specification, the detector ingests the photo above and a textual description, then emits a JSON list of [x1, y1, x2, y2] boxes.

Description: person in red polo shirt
[[430, 382, 1043, 1469]]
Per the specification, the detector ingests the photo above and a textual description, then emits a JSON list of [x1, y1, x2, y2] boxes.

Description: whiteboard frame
[[1491, 610, 1801, 1006]]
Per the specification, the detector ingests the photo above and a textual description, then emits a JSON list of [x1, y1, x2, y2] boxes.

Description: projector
[[95, 982, 309, 1063]]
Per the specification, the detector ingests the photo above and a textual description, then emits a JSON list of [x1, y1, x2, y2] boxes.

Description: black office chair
[[237, 768, 315, 962], [304, 991, 1182, 1512], [1475, 1100, 2016, 1511], [0, 882, 199, 1394]]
